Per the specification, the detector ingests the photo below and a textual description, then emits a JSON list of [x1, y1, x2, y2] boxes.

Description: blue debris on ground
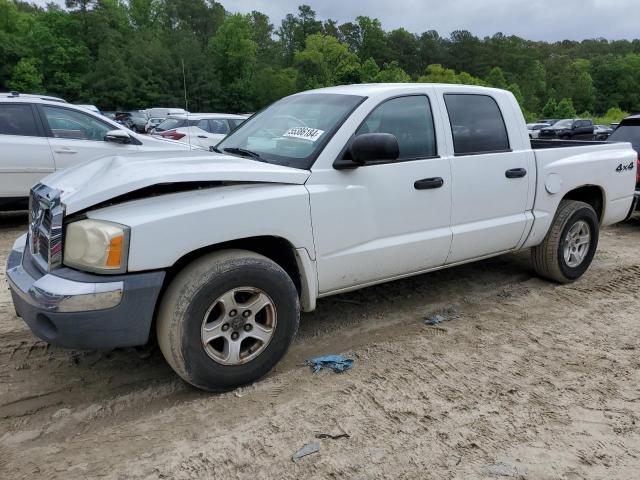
[[292, 442, 320, 463], [424, 307, 459, 326], [306, 355, 354, 373]]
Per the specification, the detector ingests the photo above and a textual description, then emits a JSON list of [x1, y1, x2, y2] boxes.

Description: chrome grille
[[28, 184, 64, 271]]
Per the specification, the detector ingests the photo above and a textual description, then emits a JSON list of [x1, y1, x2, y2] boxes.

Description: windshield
[[216, 93, 365, 169], [155, 118, 186, 132], [553, 119, 573, 129], [608, 122, 640, 147]]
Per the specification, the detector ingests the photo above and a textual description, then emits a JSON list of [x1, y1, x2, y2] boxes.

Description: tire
[[532, 200, 599, 283], [157, 249, 300, 391]]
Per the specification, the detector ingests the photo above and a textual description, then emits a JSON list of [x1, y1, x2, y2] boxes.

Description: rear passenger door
[[443, 93, 533, 264], [0, 103, 54, 199]]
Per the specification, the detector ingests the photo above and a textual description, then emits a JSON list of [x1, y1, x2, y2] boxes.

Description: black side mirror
[[351, 133, 399, 163]]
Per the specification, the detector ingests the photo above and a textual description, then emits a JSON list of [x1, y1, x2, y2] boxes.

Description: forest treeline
[[2, 0, 640, 122]]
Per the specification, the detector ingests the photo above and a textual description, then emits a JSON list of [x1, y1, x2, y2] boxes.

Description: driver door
[[38, 105, 140, 171]]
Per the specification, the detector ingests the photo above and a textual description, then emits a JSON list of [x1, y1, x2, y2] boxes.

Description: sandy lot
[[1, 211, 639, 479]]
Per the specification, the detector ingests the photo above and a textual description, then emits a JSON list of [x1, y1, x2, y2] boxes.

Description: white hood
[[42, 151, 311, 214]]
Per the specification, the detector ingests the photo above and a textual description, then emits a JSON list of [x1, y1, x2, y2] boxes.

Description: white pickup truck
[[6, 84, 638, 391]]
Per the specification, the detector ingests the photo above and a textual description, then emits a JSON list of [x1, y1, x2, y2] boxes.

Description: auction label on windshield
[[283, 127, 325, 142]]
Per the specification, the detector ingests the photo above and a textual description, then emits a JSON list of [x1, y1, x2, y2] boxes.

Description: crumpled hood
[[42, 150, 311, 214]]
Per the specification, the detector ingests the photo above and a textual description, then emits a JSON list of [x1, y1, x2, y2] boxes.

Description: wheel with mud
[[156, 249, 300, 391], [532, 200, 599, 283]]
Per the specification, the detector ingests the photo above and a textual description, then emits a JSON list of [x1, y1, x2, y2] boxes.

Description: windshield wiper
[[222, 147, 264, 160]]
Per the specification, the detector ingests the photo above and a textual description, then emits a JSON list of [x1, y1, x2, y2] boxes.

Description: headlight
[[63, 219, 130, 274]]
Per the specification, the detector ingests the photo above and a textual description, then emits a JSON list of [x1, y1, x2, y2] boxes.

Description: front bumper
[[6, 234, 165, 349]]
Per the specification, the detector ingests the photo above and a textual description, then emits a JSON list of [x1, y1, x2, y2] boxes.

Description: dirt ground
[[1, 211, 639, 480]]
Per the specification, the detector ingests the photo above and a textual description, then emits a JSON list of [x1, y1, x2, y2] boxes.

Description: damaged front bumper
[[6, 234, 165, 349]]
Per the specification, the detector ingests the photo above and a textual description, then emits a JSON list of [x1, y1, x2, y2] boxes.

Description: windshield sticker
[[282, 127, 325, 142]]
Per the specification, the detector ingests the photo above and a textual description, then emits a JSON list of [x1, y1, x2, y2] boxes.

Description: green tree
[[294, 34, 360, 89], [541, 98, 558, 118], [418, 64, 484, 85], [8, 57, 43, 92], [485, 66, 508, 89], [209, 14, 257, 111], [556, 98, 577, 118], [359, 57, 380, 82], [375, 61, 411, 82]]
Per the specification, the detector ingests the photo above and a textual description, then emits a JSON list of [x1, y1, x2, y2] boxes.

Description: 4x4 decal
[[616, 162, 634, 172]]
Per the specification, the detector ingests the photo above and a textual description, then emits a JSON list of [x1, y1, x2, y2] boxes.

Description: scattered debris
[[306, 355, 354, 373], [481, 462, 525, 477], [315, 431, 350, 440], [292, 442, 320, 463], [424, 307, 459, 325]]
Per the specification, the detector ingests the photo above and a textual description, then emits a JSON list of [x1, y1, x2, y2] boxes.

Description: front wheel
[[532, 200, 599, 283], [156, 249, 300, 391]]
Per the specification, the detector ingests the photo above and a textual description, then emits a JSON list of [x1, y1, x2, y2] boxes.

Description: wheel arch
[[159, 235, 317, 314], [561, 184, 605, 223]]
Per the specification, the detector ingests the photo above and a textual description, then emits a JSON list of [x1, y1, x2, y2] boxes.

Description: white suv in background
[[0, 93, 195, 210], [153, 113, 248, 150]]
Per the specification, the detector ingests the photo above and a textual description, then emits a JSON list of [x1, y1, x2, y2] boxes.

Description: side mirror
[[105, 129, 131, 144], [350, 133, 399, 165]]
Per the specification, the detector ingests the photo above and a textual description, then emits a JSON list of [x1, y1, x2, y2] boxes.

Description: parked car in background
[[526, 122, 550, 139], [75, 104, 100, 114], [608, 114, 640, 207], [594, 124, 613, 140], [154, 113, 247, 149], [145, 117, 165, 133], [114, 111, 148, 132], [538, 118, 559, 125], [102, 111, 116, 120], [146, 107, 187, 119], [0, 95, 195, 210], [7, 84, 637, 391], [539, 118, 595, 140]]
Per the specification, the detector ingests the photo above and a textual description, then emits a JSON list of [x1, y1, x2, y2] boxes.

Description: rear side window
[[0, 104, 39, 137], [356, 95, 437, 160], [208, 119, 230, 134], [444, 94, 510, 155]]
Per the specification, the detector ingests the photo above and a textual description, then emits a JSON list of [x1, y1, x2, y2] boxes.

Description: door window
[[0, 104, 39, 137], [42, 106, 113, 141], [356, 95, 437, 161], [444, 94, 510, 155]]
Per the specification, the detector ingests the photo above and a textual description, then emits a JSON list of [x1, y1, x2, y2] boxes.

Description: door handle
[[197, 135, 207, 138], [505, 168, 527, 178], [414, 177, 444, 190], [54, 148, 78, 154]]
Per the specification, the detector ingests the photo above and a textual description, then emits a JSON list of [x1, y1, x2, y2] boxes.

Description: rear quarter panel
[[523, 142, 637, 248]]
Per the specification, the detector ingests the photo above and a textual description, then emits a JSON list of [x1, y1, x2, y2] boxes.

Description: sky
[[227, 0, 639, 42], [34, 0, 639, 42]]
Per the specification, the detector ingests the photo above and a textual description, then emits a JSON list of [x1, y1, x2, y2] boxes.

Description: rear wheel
[[157, 250, 300, 391], [532, 200, 599, 283]]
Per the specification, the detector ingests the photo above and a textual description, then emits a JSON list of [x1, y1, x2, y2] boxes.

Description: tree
[[374, 61, 411, 83], [209, 14, 257, 111], [294, 34, 360, 89], [556, 98, 577, 118], [418, 64, 484, 85], [386, 28, 419, 76], [485, 66, 508, 89], [8, 57, 43, 92], [541, 98, 558, 118]]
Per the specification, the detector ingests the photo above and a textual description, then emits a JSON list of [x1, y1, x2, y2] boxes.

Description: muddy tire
[[156, 249, 300, 391], [532, 200, 599, 283]]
